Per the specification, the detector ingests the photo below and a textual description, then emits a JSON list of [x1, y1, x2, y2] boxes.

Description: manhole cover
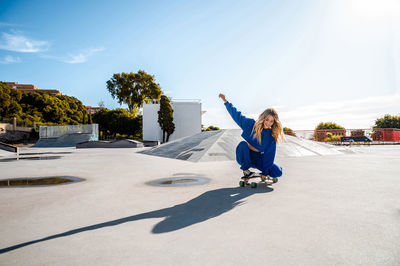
[[146, 175, 210, 187], [0, 156, 62, 162], [0, 176, 85, 187]]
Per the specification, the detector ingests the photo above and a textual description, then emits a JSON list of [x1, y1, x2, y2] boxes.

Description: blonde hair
[[252, 108, 284, 144]]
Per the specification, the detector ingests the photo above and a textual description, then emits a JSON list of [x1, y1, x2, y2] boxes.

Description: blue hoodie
[[224, 101, 276, 175]]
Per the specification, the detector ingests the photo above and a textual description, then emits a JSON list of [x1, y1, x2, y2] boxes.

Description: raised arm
[[219, 93, 253, 129]]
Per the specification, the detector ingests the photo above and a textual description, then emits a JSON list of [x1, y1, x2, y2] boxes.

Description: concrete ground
[[0, 143, 400, 265]]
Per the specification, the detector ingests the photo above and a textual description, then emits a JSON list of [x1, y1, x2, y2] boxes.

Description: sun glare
[[350, 0, 400, 22]]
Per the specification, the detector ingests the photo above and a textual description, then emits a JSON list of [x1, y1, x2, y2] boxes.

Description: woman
[[219, 93, 283, 179]]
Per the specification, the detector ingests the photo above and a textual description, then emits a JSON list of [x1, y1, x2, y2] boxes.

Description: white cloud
[[0, 55, 21, 64], [0, 32, 50, 53], [63, 47, 105, 64], [347, 0, 400, 24], [203, 94, 400, 130], [202, 107, 239, 129], [0, 30, 103, 64], [279, 94, 400, 130]]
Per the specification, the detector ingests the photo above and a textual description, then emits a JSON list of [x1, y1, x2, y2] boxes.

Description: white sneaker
[[242, 170, 256, 178]]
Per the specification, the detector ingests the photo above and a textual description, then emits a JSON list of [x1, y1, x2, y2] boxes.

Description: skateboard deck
[[239, 174, 278, 188]]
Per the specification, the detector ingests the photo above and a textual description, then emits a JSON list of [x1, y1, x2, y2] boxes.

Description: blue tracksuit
[[224, 101, 282, 178]]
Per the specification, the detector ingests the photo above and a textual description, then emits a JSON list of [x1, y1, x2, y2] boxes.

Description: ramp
[[34, 133, 95, 147], [0, 142, 18, 153], [139, 130, 222, 161], [140, 129, 354, 162], [76, 139, 144, 148], [33, 124, 98, 148]]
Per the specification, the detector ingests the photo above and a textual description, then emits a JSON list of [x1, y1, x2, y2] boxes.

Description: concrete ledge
[[34, 133, 95, 147], [76, 139, 144, 149], [0, 141, 18, 153]]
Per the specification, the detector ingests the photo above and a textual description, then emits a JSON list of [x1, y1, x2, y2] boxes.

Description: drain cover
[[147, 175, 210, 187], [0, 176, 85, 187]]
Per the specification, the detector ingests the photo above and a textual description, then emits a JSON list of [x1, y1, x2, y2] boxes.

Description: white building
[[143, 99, 202, 142]]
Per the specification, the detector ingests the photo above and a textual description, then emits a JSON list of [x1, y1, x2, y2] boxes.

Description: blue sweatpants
[[235, 141, 282, 178]]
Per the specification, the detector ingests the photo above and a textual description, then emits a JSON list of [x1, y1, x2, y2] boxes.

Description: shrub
[[283, 127, 296, 136], [374, 114, 400, 129], [205, 126, 220, 131], [314, 122, 345, 142]]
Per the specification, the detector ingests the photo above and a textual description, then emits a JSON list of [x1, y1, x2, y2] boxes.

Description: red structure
[[4, 82, 62, 95], [372, 128, 400, 142], [85, 106, 104, 115], [284, 128, 400, 143]]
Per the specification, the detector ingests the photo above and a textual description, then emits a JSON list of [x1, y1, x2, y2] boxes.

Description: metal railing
[[39, 124, 98, 139], [284, 128, 400, 144]]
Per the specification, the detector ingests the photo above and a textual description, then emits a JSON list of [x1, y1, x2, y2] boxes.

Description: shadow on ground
[[0, 186, 273, 254]]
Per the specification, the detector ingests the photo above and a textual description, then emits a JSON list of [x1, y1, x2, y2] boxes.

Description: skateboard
[[239, 174, 278, 188]]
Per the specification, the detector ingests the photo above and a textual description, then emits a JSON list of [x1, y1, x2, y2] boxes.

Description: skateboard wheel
[[250, 182, 257, 188], [239, 180, 245, 187], [272, 178, 278, 183]]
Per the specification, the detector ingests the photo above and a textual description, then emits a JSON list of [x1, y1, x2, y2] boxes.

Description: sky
[[0, 0, 399, 130]]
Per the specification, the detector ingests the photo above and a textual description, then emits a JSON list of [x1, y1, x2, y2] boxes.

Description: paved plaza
[[0, 132, 399, 265]]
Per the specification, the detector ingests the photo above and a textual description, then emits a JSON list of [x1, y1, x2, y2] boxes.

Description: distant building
[[143, 99, 203, 142], [85, 106, 104, 115], [4, 82, 62, 95]]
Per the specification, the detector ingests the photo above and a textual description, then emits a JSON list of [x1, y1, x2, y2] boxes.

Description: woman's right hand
[[219, 93, 227, 103]]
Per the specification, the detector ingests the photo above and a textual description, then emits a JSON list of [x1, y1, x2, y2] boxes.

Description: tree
[[0, 83, 21, 120], [106, 70, 163, 115], [158, 95, 175, 142], [283, 127, 296, 136], [0, 82, 87, 126], [0, 83, 12, 117], [88, 114, 93, 124], [205, 126, 220, 131], [314, 122, 345, 142], [92, 108, 142, 140], [374, 114, 400, 129], [315, 122, 345, 130], [92, 108, 110, 137]]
